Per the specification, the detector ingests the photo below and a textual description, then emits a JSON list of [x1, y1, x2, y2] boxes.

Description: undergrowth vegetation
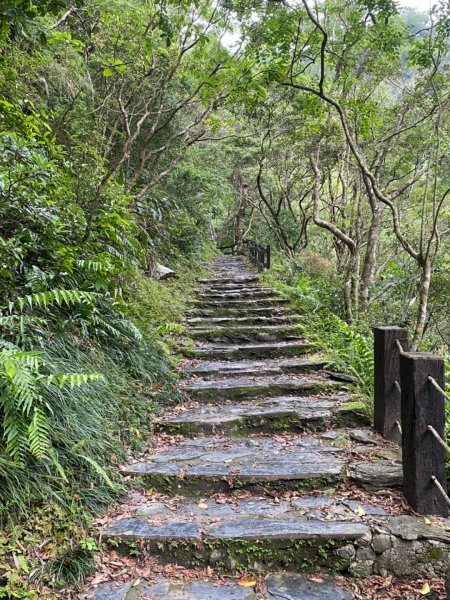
[[264, 261, 375, 406], [0, 23, 218, 595]]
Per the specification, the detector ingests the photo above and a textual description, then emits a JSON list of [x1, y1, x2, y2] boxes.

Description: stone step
[[185, 315, 303, 327], [103, 493, 372, 571], [98, 491, 450, 580], [196, 288, 274, 298], [122, 434, 347, 494], [182, 357, 327, 379], [183, 376, 345, 402], [202, 282, 265, 291], [198, 274, 259, 284], [187, 324, 304, 342], [189, 297, 289, 308], [186, 306, 291, 318], [157, 395, 368, 435], [180, 340, 316, 360], [84, 573, 353, 600]]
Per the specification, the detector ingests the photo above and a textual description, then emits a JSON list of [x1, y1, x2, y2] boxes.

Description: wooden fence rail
[[373, 326, 449, 516], [244, 239, 271, 270]]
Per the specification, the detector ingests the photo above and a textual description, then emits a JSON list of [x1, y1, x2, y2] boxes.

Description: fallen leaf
[[238, 577, 257, 587], [419, 582, 430, 595], [354, 506, 365, 517], [198, 502, 208, 509]]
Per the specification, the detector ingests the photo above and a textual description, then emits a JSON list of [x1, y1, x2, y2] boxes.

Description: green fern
[[0, 343, 103, 463], [8, 289, 97, 313]]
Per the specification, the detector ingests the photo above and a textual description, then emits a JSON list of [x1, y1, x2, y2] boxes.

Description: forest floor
[[78, 256, 449, 600]]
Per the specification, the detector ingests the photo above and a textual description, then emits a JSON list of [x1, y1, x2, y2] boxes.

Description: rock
[[356, 547, 376, 561], [209, 549, 222, 563], [356, 531, 373, 547], [153, 263, 177, 280], [265, 574, 353, 600], [350, 560, 374, 577], [337, 544, 356, 559], [372, 533, 393, 553], [388, 515, 450, 543], [351, 460, 403, 490], [375, 539, 450, 577], [325, 371, 358, 384], [349, 429, 378, 444]]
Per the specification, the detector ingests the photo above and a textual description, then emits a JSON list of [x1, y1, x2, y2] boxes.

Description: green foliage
[[264, 263, 374, 402]]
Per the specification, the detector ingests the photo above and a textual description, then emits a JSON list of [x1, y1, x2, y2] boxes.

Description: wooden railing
[[244, 239, 271, 270], [374, 326, 449, 516]]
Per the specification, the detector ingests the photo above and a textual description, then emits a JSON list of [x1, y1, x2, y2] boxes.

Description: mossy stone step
[[182, 357, 327, 379], [84, 573, 353, 600], [186, 306, 291, 318], [183, 376, 345, 402], [180, 341, 316, 360], [196, 288, 275, 299], [186, 315, 303, 327], [102, 494, 371, 571], [198, 274, 259, 284], [190, 297, 289, 308], [122, 434, 346, 494], [187, 324, 304, 342], [156, 396, 368, 435]]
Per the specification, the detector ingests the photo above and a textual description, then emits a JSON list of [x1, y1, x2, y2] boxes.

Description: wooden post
[[400, 352, 448, 516], [373, 326, 409, 443]]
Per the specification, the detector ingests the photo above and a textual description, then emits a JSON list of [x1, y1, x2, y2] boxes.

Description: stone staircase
[[84, 256, 450, 600]]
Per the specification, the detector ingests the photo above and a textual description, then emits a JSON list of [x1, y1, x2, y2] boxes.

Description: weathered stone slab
[[122, 435, 346, 493], [183, 377, 342, 402], [349, 429, 379, 444], [102, 494, 371, 564], [187, 306, 285, 318], [198, 274, 259, 284], [265, 574, 353, 599], [388, 515, 450, 543], [105, 518, 201, 540], [207, 518, 368, 540], [83, 574, 353, 600], [351, 460, 403, 490], [189, 297, 289, 308], [157, 396, 367, 435], [182, 358, 326, 380], [186, 315, 302, 328], [196, 288, 274, 297], [180, 341, 316, 360], [187, 324, 303, 343]]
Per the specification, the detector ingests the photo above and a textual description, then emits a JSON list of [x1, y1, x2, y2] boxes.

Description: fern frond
[[28, 406, 50, 459], [78, 454, 115, 488], [8, 289, 97, 314], [46, 372, 103, 388]]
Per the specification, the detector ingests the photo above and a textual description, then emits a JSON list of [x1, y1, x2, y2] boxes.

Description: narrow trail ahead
[[84, 256, 450, 600]]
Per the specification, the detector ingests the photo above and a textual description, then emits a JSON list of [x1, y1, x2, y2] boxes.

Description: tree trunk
[[412, 257, 432, 350], [361, 202, 381, 313], [344, 268, 354, 324], [235, 184, 249, 254]]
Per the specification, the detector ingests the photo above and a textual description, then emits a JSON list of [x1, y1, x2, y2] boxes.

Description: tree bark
[[412, 257, 432, 350]]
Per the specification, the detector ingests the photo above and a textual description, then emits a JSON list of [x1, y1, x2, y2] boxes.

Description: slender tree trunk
[[361, 203, 381, 313], [235, 184, 249, 254], [344, 265, 354, 324], [351, 251, 361, 319], [412, 257, 432, 350]]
